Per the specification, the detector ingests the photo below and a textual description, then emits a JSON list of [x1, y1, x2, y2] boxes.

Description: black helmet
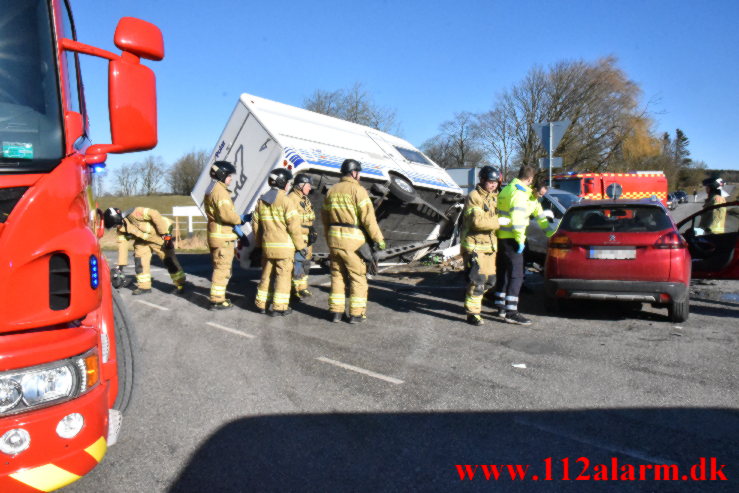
[[478, 165, 501, 183], [103, 208, 123, 228], [268, 168, 293, 189], [294, 173, 313, 186], [210, 160, 237, 182], [340, 159, 362, 175], [702, 176, 724, 191]]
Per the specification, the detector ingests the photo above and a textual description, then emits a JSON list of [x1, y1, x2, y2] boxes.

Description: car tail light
[[659, 293, 671, 303], [654, 232, 686, 249], [549, 234, 572, 249]]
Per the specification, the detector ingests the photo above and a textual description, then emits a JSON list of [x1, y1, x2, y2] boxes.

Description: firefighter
[[494, 165, 556, 325], [103, 207, 186, 295], [252, 168, 306, 315], [321, 159, 385, 323], [289, 173, 317, 299], [699, 176, 728, 234], [460, 166, 508, 326], [205, 160, 243, 310]]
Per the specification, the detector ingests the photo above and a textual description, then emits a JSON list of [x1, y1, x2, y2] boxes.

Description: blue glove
[[241, 213, 252, 224], [233, 225, 245, 239], [516, 242, 525, 254], [295, 249, 308, 261]]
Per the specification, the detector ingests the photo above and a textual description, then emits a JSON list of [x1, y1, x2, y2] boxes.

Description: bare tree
[[475, 101, 518, 180], [304, 82, 398, 133], [421, 112, 485, 168], [136, 156, 167, 195], [114, 164, 139, 197], [168, 150, 207, 195]]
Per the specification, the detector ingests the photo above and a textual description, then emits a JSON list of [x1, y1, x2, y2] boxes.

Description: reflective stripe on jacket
[[460, 185, 499, 253], [497, 178, 555, 243], [205, 181, 241, 247], [321, 176, 383, 251], [119, 207, 171, 246], [252, 188, 306, 259]]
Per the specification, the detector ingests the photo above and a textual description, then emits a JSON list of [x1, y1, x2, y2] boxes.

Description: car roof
[[570, 198, 668, 210]]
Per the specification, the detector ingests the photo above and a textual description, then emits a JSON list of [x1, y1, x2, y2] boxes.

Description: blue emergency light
[[89, 255, 99, 289]]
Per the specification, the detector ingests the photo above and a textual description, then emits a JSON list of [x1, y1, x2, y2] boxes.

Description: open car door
[[677, 200, 739, 279]]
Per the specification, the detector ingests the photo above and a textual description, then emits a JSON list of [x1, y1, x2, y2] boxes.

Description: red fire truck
[[0, 1, 163, 490], [553, 172, 668, 207]]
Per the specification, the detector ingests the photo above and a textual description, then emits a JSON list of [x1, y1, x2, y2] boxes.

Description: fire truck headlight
[[21, 366, 75, 406], [0, 429, 31, 455], [0, 379, 23, 413], [56, 413, 85, 439]]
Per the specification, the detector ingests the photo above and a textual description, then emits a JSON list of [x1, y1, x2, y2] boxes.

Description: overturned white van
[[191, 93, 465, 265]]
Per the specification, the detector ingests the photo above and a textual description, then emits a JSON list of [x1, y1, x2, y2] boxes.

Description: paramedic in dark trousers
[[252, 168, 307, 315], [289, 173, 316, 299], [321, 159, 385, 323], [494, 165, 556, 325], [205, 160, 243, 310], [104, 207, 186, 295], [460, 166, 509, 325]]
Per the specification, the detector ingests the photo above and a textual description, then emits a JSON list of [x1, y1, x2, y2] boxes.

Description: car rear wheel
[[388, 175, 417, 203], [112, 289, 138, 414], [667, 297, 689, 323]]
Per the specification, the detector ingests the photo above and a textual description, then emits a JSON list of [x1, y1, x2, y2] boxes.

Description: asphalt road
[[67, 197, 738, 493]]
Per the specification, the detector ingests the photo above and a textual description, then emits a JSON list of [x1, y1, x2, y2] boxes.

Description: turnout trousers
[[462, 251, 496, 315], [256, 257, 294, 312], [493, 238, 525, 314], [329, 248, 368, 317], [133, 241, 186, 290], [209, 241, 235, 303]]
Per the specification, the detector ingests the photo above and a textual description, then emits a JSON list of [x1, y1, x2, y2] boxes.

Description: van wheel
[[668, 297, 689, 323], [112, 289, 138, 414], [388, 175, 417, 202]]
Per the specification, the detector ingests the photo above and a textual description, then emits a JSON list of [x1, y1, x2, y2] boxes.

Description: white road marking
[[135, 300, 169, 311], [515, 418, 675, 464], [206, 322, 256, 339], [150, 267, 165, 272], [316, 356, 404, 385]]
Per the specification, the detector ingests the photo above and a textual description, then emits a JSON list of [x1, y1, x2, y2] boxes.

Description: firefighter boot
[[210, 299, 234, 310], [467, 314, 484, 326], [132, 288, 152, 296], [169, 283, 186, 295], [349, 314, 366, 324], [331, 312, 343, 323]]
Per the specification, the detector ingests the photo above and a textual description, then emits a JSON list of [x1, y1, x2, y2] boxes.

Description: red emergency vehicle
[[553, 172, 668, 207], [0, 1, 163, 490]]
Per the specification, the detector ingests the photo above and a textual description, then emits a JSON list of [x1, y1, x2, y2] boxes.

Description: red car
[[677, 200, 739, 279], [544, 198, 691, 322]]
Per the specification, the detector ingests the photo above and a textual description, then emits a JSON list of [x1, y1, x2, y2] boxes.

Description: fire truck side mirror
[[61, 18, 164, 163]]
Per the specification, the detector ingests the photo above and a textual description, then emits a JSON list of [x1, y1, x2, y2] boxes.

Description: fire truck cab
[[553, 172, 668, 208], [1, 1, 163, 490]]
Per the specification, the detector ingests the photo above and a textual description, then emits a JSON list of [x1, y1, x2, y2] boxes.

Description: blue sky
[[72, 0, 739, 179]]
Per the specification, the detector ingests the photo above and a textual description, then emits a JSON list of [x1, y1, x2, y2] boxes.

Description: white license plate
[[588, 247, 636, 260]]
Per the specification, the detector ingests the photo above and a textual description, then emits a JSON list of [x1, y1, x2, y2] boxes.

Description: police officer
[[321, 159, 385, 323], [289, 173, 316, 299], [104, 207, 186, 295], [205, 160, 243, 310], [460, 166, 507, 325], [699, 176, 728, 234], [252, 168, 306, 315], [494, 165, 556, 325]]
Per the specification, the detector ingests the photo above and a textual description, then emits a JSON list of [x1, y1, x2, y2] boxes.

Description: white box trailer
[[191, 93, 465, 266]]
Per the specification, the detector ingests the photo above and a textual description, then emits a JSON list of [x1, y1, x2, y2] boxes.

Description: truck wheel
[[668, 297, 689, 323], [388, 175, 417, 203], [112, 289, 138, 414]]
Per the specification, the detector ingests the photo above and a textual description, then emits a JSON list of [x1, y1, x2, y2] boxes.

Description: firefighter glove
[[516, 242, 525, 254], [498, 217, 511, 226], [241, 213, 252, 224], [375, 240, 386, 250]]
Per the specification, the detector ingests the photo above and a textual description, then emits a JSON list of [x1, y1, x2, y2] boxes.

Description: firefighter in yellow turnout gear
[[103, 207, 186, 295], [252, 168, 307, 315], [321, 159, 385, 323], [205, 161, 243, 310], [460, 166, 505, 326], [289, 173, 317, 299], [699, 176, 728, 234]]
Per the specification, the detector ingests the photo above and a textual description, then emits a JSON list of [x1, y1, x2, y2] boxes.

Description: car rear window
[[561, 205, 672, 232]]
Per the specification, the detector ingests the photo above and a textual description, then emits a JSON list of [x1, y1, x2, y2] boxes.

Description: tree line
[[103, 57, 717, 197]]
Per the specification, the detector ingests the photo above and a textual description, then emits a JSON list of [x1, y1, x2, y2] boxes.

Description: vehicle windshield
[[561, 205, 672, 233], [550, 192, 578, 211], [0, 0, 63, 172], [553, 178, 581, 196]]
